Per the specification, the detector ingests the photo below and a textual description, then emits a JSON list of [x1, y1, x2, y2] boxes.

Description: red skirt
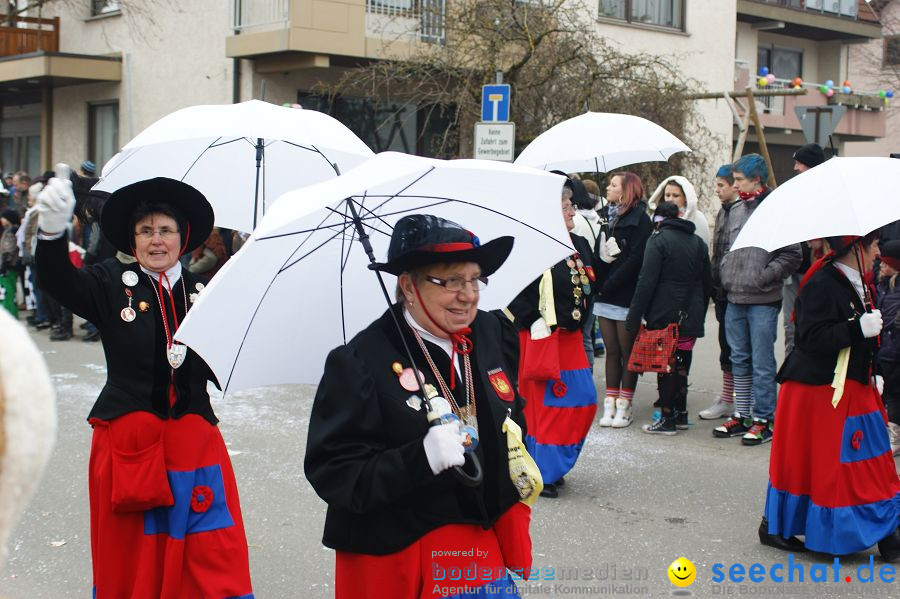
[[89, 411, 254, 598], [335, 503, 530, 598]]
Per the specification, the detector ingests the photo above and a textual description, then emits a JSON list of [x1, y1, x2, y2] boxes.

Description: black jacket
[[777, 264, 875, 385], [304, 304, 526, 555], [596, 201, 652, 309], [507, 233, 596, 332], [36, 235, 218, 424], [625, 218, 713, 337]]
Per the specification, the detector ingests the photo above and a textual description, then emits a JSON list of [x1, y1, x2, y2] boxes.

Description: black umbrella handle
[[346, 198, 484, 488]]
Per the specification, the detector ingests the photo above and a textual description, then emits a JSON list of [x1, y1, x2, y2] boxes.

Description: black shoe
[[79, 322, 90, 330], [758, 517, 808, 552], [878, 526, 900, 563], [540, 483, 559, 498], [50, 329, 73, 341], [674, 410, 692, 430], [83, 329, 101, 342], [556, 476, 565, 487], [593, 347, 605, 357], [31, 320, 51, 330], [642, 414, 677, 435]]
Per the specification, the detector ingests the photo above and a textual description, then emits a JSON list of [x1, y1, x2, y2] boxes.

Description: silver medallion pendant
[[167, 343, 187, 369], [120, 306, 136, 322], [122, 270, 139, 287]]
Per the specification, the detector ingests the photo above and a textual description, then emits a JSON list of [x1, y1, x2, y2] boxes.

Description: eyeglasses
[[135, 227, 180, 240], [424, 274, 488, 292]]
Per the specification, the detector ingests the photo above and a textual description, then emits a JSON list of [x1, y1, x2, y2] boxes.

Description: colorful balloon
[[766, 73, 776, 84], [758, 77, 769, 87], [887, 90, 895, 98], [825, 79, 834, 88], [880, 90, 887, 98], [826, 89, 835, 97], [819, 85, 829, 94], [759, 66, 769, 76], [842, 86, 852, 94]]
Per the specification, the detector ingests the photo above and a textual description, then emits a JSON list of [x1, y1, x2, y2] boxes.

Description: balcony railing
[[231, 0, 290, 33], [367, 0, 446, 45], [747, 0, 859, 19], [0, 15, 59, 57]]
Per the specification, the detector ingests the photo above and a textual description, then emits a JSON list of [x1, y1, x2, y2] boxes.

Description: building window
[[885, 36, 900, 67], [91, 0, 121, 16], [757, 45, 803, 80], [598, 0, 684, 29], [88, 102, 118, 173]]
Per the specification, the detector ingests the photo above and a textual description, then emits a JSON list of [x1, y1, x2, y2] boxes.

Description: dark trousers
[[657, 349, 693, 412], [45, 293, 72, 332], [881, 359, 900, 425], [714, 297, 732, 372]]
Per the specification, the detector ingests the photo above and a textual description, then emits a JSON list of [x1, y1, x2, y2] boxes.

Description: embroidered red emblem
[[851, 430, 863, 450], [488, 368, 515, 401], [190, 485, 213, 513], [552, 380, 567, 398], [585, 266, 596, 282]]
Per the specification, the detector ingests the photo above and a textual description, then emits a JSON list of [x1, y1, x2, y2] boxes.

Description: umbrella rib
[[207, 137, 251, 149], [338, 198, 356, 342], [280, 141, 341, 174], [180, 136, 225, 182], [343, 199, 395, 239]]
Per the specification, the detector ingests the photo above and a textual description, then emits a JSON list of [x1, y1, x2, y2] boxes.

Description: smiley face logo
[[668, 557, 696, 587]]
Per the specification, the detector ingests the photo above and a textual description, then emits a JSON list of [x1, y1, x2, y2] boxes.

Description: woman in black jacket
[[595, 171, 653, 429], [625, 201, 712, 434]]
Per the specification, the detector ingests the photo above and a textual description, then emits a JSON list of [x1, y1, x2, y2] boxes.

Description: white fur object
[[0, 309, 57, 566]]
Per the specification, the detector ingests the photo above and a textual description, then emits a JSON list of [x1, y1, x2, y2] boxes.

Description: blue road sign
[[481, 84, 511, 122]]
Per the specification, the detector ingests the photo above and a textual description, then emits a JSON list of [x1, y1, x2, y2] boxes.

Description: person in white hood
[[647, 176, 710, 247]]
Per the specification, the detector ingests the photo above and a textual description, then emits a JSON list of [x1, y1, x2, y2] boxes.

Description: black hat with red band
[[372, 214, 513, 277], [881, 240, 900, 272], [100, 177, 214, 255]]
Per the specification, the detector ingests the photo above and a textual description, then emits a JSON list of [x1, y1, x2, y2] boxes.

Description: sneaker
[[49, 329, 73, 342], [699, 398, 734, 420], [33, 320, 51, 330], [713, 414, 752, 438], [593, 346, 605, 357], [642, 414, 676, 435], [888, 422, 900, 457], [598, 397, 616, 427], [742, 419, 774, 446], [674, 410, 692, 430], [611, 398, 633, 428], [83, 329, 101, 342]]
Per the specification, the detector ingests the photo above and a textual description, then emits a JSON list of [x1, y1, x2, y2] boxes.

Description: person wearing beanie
[[701, 164, 740, 420], [80, 160, 97, 177], [877, 239, 900, 456], [792, 143, 825, 173], [0, 209, 22, 316]]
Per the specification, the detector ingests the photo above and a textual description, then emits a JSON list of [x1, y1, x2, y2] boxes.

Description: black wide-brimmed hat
[[100, 177, 214, 254], [372, 214, 513, 277]]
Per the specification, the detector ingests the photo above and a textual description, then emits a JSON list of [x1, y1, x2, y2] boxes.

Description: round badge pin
[[461, 425, 479, 452], [430, 396, 453, 417], [120, 306, 136, 322], [122, 271, 138, 287], [138, 301, 150, 313], [195, 282, 205, 291], [398, 368, 423, 392]]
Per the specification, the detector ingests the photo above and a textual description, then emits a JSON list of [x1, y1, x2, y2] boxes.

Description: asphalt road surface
[[1, 309, 897, 598]]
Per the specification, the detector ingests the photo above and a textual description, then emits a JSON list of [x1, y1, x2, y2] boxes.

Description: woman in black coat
[[305, 214, 535, 598], [595, 171, 653, 429], [625, 201, 712, 434]]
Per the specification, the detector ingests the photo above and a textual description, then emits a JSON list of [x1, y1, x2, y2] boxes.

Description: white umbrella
[[514, 112, 691, 173], [730, 157, 900, 252], [174, 152, 573, 393], [94, 100, 374, 232]]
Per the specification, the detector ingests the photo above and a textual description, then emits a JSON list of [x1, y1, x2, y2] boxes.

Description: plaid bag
[[627, 323, 679, 374]]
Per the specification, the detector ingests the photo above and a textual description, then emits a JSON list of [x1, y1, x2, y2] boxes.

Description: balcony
[[737, 0, 881, 41], [366, 0, 445, 45], [0, 15, 59, 57]]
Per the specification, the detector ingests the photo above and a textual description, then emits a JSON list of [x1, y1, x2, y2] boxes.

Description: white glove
[[423, 422, 466, 475], [36, 163, 75, 235], [859, 310, 883, 338], [530, 317, 552, 340], [597, 232, 618, 264], [606, 236, 621, 257], [875, 375, 884, 396]]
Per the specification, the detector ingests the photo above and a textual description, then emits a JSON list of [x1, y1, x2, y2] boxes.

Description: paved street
[[1, 308, 897, 598]]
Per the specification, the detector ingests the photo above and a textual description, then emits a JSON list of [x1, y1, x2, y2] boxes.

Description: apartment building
[[0, 0, 888, 185]]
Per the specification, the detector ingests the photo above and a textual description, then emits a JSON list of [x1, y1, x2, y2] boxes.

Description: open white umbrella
[[514, 112, 691, 173], [94, 100, 374, 232], [730, 157, 900, 252], [173, 152, 573, 394]]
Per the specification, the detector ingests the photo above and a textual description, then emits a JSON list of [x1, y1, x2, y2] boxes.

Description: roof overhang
[[737, 0, 882, 41], [0, 51, 121, 104]]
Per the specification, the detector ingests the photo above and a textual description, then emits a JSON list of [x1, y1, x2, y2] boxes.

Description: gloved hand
[[859, 310, 882, 338], [876, 375, 884, 396], [36, 163, 75, 235], [423, 421, 466, 475], [530, 317, 552, 340], [597, 232, 620, 263]]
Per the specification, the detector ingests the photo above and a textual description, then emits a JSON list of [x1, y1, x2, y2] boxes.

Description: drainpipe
[[232, 0, 241, 103]]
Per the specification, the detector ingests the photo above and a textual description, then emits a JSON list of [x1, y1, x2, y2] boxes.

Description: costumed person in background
[[305, 215, 533, 598], [595, 171, 652, 429], [646, 175, 710, 247], [0, 210, 21, 317], [35, 168, 254, 598], [507, 189, 598, 499], [625, 201, 712, 434], [188, 227, 229, 284], [761, 232, 900, 562], [876, 240, 900, 456]]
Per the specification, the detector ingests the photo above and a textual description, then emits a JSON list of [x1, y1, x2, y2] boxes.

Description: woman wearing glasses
[[507, 181, 599, 499], [35, 172, 253, 599], [306, 214, 533, 598]]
